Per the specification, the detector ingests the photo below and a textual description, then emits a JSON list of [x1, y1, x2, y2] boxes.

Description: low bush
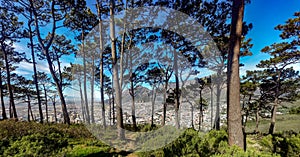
[[3, 133, 68, 157]]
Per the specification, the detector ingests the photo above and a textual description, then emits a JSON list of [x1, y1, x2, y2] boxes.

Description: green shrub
[[3, 133, 68, 157], [289, 106, 300, 114], [259, 131, 300, 157]]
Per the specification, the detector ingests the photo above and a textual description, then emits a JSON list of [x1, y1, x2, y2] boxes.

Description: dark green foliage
[[260, 131, 300, 157], [1, 121, 300, 156], [3, 133, 68, 157], [289, 106, 300, 114]]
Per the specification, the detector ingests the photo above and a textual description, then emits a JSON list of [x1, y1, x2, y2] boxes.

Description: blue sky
[[14, 0, 300, 76], [241, 0, 300, 74], [12, 0, 300, 94]]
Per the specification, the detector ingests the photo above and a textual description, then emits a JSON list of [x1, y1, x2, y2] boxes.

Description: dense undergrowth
[[0, 120, 299, 157]]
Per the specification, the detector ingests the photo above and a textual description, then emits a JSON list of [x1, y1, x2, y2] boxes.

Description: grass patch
[[246, 114, 300, 133]]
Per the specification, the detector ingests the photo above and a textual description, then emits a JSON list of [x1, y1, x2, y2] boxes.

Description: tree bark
[[79, 79, 85, 122], [90, 55, 95, 123], [110, 0, 124, 139], [52, 97, 57, 123], [0, 68, 7, 119], [198, 88, 203, 131], [27, 94, 31, 122], [97, 0, 106, 128], [215, 81, 221, 130], [174, 51, 180, 129], [255, 106, 260, 133], [28, 18, 43, 123], [210, 85, 214, 129], [31, 0, 70, 124], [82, 30, 90, 124], [43, 84, 48, 123], [151, 87, 156, 127], [227, 0, 245, 148], [108, 94, 112, 125], [2, 45, 18, 120], [162, 78, 169, 126], [268, 71, 281, 134]]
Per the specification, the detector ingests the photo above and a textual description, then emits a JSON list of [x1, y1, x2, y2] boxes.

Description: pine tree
[[29, 0, 73, 124], [0, 3, 25, 120], [258, 11, 300, 134]]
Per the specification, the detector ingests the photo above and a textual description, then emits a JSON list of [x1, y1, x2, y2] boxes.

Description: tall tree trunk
[[44, 49, 70, 124], [82, 30, 90, 124], [112, 83, 115, 124], [110, 0, 124, 139], [162, 79, 169, 126], [151, 87, 156, 127], [215, 82, 221, 130], [129, 51, 137, 130], [198, 89, 203, 131], [174, 51, 180, 129], [2, 45, 17, 120], [268, 71, 280, 134], [108, 94, 112, 125], [32, 0, 70, 124], [210, 85, 214, 129], [52, 97, 57, 123], [97, 0, 106, 128], [28, 19, 43, 123], [227, 0, 245, 148], [187, 100, 194, 129], [27, 94, 31, 122], [43, 84, 48, 123], [268, 101, 278, 134], [56, 84, 70, 124], [255, 106, 260, 133], [79, 79, 85, 122], [26, 94, 34, 122], [90, 56, 95, 123], [0, 68, 7, 119]]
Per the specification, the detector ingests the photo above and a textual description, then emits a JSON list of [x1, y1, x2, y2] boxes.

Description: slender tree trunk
[[0, 68, 7, 119], [90, 56, 95, 123], [108, 94, 112, 125], [112, 84, 115, 124], [162, 80, 169, 126], [82, 30, 90, 124], [30, 104, 34, 121], [215, 82, 221, 130], [187, 100, 194, 129], [198, 89, 203, 131], [268, 101, 278, 134], [210, 86, 213, 129], [227, 0, 245, 148], [151, 87, 156, 127], [43, 84, 48, 123], [269, 72, 280, 134], [78, 79, 85, 122], [97, 0, 106, 128], [129, 81, 137, 129], [110, 0, 124, 139], [32, 0, 70, 124], [53, 98, 57, 123], [174, 51, 180, 129], [255, 106, 260, 133], [44, 50, 70, 124], [129, 52, 137, 130], [56, 85, 70, 124], [2, 45, 17, 120], [131, 91, 137, 130], [27, 94, 31, 122], [9, 103, 12, 118], [28, 20, 43, 123]]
